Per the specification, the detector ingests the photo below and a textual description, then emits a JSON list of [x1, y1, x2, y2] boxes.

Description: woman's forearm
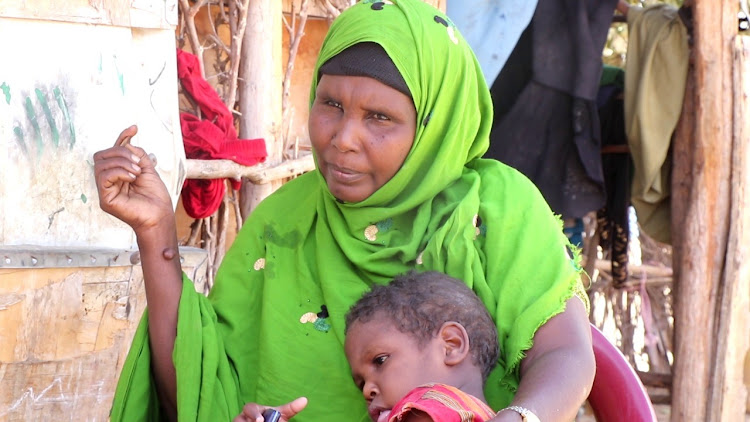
[[136, 220, 184, 420], [500, 346, 595, 420], [492, 298, 595, 421]]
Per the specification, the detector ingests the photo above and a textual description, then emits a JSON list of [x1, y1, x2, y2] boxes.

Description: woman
[[95, 1, 595, 421]]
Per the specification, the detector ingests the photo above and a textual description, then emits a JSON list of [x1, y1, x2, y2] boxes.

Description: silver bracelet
[[501, 405, 541, 422]]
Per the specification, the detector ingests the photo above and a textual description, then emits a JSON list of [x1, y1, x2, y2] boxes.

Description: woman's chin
[[329, 187, 369, 204]]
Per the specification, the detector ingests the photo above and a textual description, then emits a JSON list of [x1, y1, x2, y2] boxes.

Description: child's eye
[[373, 355, 388, 366]]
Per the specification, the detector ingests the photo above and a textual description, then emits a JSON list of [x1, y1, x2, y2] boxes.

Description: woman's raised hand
[[93, 125, 175, 234], [233, 397, 308, 422]]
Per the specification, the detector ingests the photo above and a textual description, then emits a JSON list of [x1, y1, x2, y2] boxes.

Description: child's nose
[[363, 381, 378, 399]]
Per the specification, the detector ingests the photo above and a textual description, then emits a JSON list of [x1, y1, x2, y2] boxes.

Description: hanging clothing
[[597, 65, 630, 287], [388, 384, 496, 422], [446, 0, 538, 85], [624, 5, 689, 245], [111, 2, 587, 421], [176, 49, 267, 219], [486, 0, 618, 219]]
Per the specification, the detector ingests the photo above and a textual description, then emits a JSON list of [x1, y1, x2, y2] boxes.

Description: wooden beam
[[281, 0, 446, 17], [184, 155, 315, 185], [638, 371, 672, 389], [282, 0, 344, 19], [670, 0, 738, 421], [582, 257, 674, 279], [649, 393, 673, 405]]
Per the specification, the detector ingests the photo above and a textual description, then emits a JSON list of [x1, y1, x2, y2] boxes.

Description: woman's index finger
[[114, 125, 138, 147]]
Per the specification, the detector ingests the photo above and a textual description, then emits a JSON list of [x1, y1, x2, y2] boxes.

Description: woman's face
[[309, 74, 416, 203]]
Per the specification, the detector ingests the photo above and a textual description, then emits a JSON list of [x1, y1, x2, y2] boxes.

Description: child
[[344, 271, 500, 422]]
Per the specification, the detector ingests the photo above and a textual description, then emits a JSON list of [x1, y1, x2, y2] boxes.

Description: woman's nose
[[331, 116, 360, 153]]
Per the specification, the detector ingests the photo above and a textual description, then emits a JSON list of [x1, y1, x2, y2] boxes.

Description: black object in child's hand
[[262, 409, 281, 422]]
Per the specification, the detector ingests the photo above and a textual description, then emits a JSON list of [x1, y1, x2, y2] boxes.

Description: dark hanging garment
[[597, 66, 630, 287], [486, 0, 618, 219]]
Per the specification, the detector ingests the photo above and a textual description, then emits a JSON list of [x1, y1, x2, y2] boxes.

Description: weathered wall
[[0, 1, 200, 420], [0, 247, 207, 421], [0, 2, 184, 249]]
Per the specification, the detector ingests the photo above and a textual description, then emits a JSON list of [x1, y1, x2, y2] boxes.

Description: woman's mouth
[[327, 163, 361, 183]]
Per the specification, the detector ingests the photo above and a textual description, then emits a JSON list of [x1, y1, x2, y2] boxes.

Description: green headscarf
[[111, 1, 585, 421]]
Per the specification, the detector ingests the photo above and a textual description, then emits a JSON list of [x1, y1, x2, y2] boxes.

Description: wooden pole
[[712, 35, 750, 421], [670, 0, 739, 420], [238, 0, 283, 221]]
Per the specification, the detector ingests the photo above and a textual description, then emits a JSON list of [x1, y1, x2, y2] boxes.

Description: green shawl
[[110, 1, 585, 420]]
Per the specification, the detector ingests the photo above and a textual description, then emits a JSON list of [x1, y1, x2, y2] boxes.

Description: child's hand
[[233, 397, 308, 422]]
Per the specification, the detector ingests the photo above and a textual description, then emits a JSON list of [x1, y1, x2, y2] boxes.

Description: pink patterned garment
[[388, 383, 496, 422]]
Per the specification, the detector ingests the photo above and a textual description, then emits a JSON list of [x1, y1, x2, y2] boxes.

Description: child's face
[[345, 317, 446, 422]]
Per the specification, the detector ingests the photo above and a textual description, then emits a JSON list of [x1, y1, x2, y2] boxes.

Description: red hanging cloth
[[176, 48, 267, 219]]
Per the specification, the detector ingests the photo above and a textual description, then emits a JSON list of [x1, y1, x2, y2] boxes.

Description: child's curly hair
[[345, 271, 500, 381]]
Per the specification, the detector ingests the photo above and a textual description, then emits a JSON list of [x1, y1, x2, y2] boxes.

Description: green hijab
[[111, 1, 585, 421]]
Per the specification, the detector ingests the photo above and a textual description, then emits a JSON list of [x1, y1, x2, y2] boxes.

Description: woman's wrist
[[492, 408, 521, 421], [499, 406, 540, 422], [134, 218, 180, 267], [135, 217, 178, 245]]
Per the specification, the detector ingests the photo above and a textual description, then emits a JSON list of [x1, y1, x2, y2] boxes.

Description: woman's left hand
[[233, 397, 308, 422]]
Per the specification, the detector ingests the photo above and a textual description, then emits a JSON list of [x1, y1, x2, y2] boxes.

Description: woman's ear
[[438, 321, 471, 366]]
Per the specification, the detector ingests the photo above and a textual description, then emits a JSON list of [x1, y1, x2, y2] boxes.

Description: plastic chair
[[587, 324, 658, 421]]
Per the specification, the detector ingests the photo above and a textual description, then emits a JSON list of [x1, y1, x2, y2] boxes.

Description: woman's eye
[[325, 100, 342, 109], [372, 113, 390, 121], [373, 355, 388, 366]]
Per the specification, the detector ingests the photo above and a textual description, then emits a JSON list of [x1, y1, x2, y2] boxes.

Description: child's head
[[344, 271, 499, 417]]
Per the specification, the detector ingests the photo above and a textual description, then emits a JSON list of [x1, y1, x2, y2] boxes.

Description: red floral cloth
[[176, 49, 267, 218], [388, 384, 496, 422]]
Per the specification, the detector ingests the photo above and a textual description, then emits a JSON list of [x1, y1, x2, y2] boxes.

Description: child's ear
[[439, 321, 470, 366]]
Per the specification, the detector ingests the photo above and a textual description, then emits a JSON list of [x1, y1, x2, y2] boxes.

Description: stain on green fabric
[[313, 318, 331, 333], [376, 218, 393, 231], [263, 225, 301, 248]]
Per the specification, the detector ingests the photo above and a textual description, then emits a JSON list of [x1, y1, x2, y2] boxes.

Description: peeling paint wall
[[0, 248, 207, 421], [0, 1, 184, 248], [0, 2, 202, 420]]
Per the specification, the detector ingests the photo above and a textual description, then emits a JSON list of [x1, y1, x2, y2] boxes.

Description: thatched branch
[[225, 0, 251, 109], [282, 0, 310, 151], [178, 0, 210, 76]]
